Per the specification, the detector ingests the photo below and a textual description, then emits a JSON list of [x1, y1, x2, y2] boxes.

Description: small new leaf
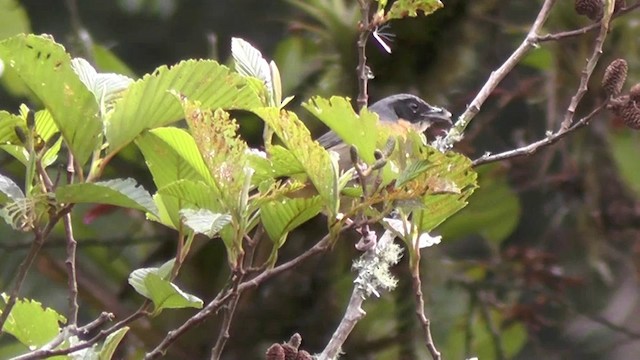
[[231, 37, 273, 104], [0, 172, 24, 204], [98, 327, 130, 360], [180, 208, 232, 238], [144, 273, 203, 313]]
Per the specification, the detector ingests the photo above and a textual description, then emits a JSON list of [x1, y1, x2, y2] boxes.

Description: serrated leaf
[[145, 273, 203, 313], [0, 34, 102, 165], [231, 37, 272, 104], [56, 178, 158, 217], [71, 57, 134, 114], [136, 127, 215, 189], [0, 110, 22, 145], [180, 208, 232, 238], [261, 196, 323, 247], [106, 59, 261, 152], [270, 145, 305, 176], [178, 97, 249, 215], [386, 0, 443, 20], [0, 172, 24, 204], [410, 149, 477, 233], [158, 179, 221, 212], [304, 96, 380, 164], [1, 294, 66, 347], [254, 107, 338, 214], [98, 327, 129, 360], [396, 159, 432, 187]]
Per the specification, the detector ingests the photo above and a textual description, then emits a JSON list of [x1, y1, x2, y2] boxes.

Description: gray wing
[[316, 130, 343, 149]]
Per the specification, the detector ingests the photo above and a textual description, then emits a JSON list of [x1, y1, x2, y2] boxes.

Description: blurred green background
[[1, 0, 640, 359]]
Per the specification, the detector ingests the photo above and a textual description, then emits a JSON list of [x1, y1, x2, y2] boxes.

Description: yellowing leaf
[[386, 0, 443, 20]]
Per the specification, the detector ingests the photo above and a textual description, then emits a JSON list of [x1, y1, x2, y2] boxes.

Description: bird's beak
[[423, 106, 453, 125]]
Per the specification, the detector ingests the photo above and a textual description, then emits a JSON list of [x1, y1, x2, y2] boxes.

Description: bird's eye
[[409, 102, 419, 112]]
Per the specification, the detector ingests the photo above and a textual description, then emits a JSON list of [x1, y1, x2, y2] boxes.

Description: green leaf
[[396, 159, 432, 187], [270, 145, 305, 176], [261, 196, 323, 247], [438, 164, 520, 244], [303, 96, 380, 164], [179, 209, 232, 238], [71, 57, 134, 114], [105, 59, 261, 152], [145, 273, 203, 313], [129, 264, 202, 314], [0, 172, 24, 204], [0, 110, 22, 145], [135, 127, 215, 188], [254, 107, 338, 214], [178, 97, 250, 215], [98, 327, 130, 360], [386, 0, 443, 20], [158, 179, 221, 212], [56, 178, 158, 217], [231, 37, 272, 104], [411, 150, 478, 233], [0, 34, 102, 165], [1, 294, 66, 347]]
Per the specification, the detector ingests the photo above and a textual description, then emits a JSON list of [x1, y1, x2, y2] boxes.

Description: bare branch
[[144, 233, 335, 359], [412, 267, 441, 360], [0, 206, 72, 334], [440, 0, 558, 148], [472, 103, 606, 166], [63, 211, 79, 326]]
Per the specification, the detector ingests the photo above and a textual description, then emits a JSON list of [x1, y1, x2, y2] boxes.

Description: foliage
[[1, 0, 637, 359]]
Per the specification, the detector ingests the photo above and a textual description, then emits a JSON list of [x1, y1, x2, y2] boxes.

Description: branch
[[209, 273, 243, 360], [356, 0, 373, 111], [318, 286, 366, 360], [560, 0, 615, 130], [538, 2, 640, 43], [472, 103, 606, 166], [13, 306, 148, 360], [144, 234, 335, 359], [439, 0, 558, 148], [63, 211, 79, 327], [0, 206, 72, 334], [412, 261, 441, 360]]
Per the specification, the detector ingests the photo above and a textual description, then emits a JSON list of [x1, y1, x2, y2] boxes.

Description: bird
[[316, 93, 453, 168]]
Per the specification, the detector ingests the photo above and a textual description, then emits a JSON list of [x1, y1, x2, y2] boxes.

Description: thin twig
[[411, 257, 441, 360], [472, 103, 606, 166], [62, 212, 79, 327], [144, 234, 335, 359], [0, 206, 72, 335], [560, 0, 615, 130], [356, 0, 373, 110], [440, 0, 558, 148], [537, 2, 640, 43], [210, 272, 244, 360], [13, 307, 149, 360]]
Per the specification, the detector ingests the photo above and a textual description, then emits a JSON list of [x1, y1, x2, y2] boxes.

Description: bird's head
[[369, 93, 453, 140]]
